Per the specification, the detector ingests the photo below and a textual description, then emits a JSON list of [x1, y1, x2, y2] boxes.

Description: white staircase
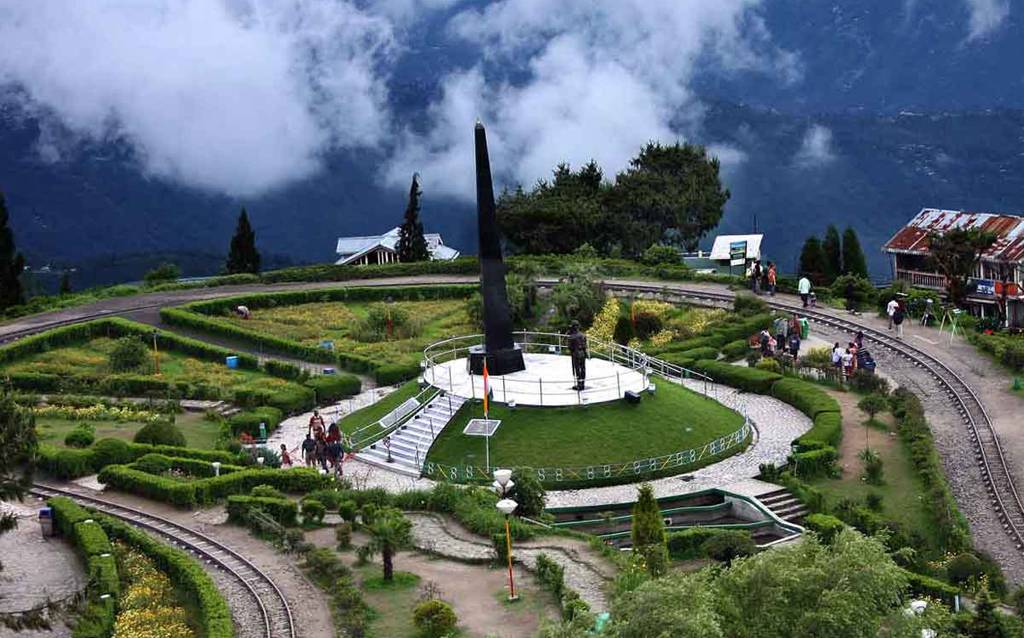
[[356, 394, 466, 477]]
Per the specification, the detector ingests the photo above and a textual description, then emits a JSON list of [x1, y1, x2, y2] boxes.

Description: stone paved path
[[407, 512, 615, 613]]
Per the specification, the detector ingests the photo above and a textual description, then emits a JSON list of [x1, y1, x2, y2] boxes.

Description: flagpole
[[484, 360, 490, 472]]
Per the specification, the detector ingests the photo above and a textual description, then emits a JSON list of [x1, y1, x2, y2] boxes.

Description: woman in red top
[[280, 444, 293, 467]]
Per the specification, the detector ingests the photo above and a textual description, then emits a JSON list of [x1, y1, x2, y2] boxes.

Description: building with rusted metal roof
[[882, 208, 1024, 327]]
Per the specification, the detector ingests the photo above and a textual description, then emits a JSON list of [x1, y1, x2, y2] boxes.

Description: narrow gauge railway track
[[29, 483, 295, 638], [607, 281, 1024, 554]]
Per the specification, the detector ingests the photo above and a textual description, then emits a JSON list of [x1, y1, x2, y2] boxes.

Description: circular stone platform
[[425, 352, 647, 406]]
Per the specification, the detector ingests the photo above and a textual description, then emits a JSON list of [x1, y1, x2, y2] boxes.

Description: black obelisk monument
[[468, 121, 526, 376]]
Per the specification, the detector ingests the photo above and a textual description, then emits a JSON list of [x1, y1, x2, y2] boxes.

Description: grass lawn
[[337, 381, 420, 435], [219, 299, 476, 369], [808, 389, 942, 555], [35, 412, 220, 449], [0, 336, 308, 398], [426, 380, 745, 470]]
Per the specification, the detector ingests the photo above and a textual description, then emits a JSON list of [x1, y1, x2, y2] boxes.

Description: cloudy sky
[[0, 0, 1012, 200]]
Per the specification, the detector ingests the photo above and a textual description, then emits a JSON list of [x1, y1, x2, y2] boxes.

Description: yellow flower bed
[[113, 542, 195, 638], [630, 299, 673, 319], [666, 307, 728, 338], [587, 297, 620, 343], [32, 404, 164, 423]]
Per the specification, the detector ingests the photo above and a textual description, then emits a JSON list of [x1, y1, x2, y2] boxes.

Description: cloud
[[794, 124, 836, 168], [0, 0, 396, 197], [385, 0, 796, 199], [965, 0, 1010, 40]]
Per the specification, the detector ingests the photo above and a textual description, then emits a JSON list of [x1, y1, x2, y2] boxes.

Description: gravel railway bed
[[29, 483, 295, 638]]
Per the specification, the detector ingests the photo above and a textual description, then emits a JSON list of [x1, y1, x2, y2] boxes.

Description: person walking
[[766, 262, 777, 296], [751, 260, 762, 295], [301, 434, 316, 467], [787, 331, 801, 359], [893, 301, 906, 339], [886, 297, 899, 330], [308, 409, 325, 439], [798, 275, 812, 307], [280, 443, 293, 468], [921, 298, 934, 326]]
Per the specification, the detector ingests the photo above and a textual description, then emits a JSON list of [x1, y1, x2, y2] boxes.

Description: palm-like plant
[[365, 507, 412, 581]]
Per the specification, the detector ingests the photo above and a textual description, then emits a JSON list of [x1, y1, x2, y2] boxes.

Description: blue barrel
[[225, 356, 239, 369]]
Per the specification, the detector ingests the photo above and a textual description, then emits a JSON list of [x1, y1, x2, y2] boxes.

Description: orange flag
[[482, 359, 490, 419]]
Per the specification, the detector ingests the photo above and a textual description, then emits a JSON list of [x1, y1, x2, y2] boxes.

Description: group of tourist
[[759, 313, 805, 360], [747, 260, 779, 296], [831, 331, 876, 379], [282, 409, 348, 476]]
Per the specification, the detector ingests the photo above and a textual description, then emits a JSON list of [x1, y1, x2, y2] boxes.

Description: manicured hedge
[[666, 527, 755, 560], [904, 569, 959, 606], [261, 257, 479, 283], [227, 406, 284, 437], [73, 520, 113, 556], [38, 438, 243, 479], [798, 411, 842, 450], [803, 513, 845, 543], [719, 339, 751, 361], [226, 495, 298, 527], [676, 347, 719, 361], [657, 352, 696, 369], [374, 363, 421, 385], [98, 464, 328, 508], [691, 359, 782, 394], [305, 373, 362, 402], [133, 453, 245, 478], [791, 446, 838, 478], [187, 284, 476, 314], [771, 378, 841, 419], [97, 514, 233, 638]]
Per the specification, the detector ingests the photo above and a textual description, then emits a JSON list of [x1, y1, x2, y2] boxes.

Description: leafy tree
[[510, 467, 546, 518], [857, 393, 888, 424], [842, 227, 869, 278], [397, 174, 429, 262], [365, 507, 413, 581], [798, 236, 829, 286], [713, 529, 907, 638], [551, 263, 604, 328], [134, 421, 186, 447], [822, 225, 842, 282], [966, 585, 1007, 638], [498, 161, 611, 255], [226, 208, 261, 274], [611, 573, 724, 638], [0, 390, 37, 572], [607, 142, 730, 255], [927, 228, 996, 307], [109, 336, 150, 372], [59, 270, 72, 295], [143, 262, 181, 285], [631, 483, 668, 576], [0, 191, 25, 310], [640, 243, 680, 266]]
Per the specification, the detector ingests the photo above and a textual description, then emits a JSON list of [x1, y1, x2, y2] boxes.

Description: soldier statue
[[567, 321, 588, 391]]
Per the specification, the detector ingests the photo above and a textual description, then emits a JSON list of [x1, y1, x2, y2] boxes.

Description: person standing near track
[[886, 297, 899, 330], [798, 275, 812, 308]]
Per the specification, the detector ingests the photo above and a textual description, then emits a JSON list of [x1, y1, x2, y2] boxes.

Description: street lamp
[[493, 469, 518, 602]]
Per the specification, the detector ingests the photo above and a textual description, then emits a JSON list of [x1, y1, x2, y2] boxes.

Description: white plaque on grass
[[464, 419, 501, 437]]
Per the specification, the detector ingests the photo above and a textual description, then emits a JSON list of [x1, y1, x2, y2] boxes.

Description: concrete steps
[[757, 488, 809, 525], [356, 394, 466, 476]]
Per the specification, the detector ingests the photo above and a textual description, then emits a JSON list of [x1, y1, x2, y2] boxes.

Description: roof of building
[[335, 227, 459, 265], [708, 234, 763, 261], [882, 208, 1024, 263]]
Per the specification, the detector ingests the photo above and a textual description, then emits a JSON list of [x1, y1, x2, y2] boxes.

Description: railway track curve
[[29, 483, 295, 638], [607, 281, 1024, 554]]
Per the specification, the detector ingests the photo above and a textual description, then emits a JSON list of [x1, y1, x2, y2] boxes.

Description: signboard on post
[[975, 279, 996, 296], [728, 240, 747, 274]]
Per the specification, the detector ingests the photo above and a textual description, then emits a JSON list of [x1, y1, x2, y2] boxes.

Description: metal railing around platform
[[422, 419, 751, 485], [421, 331, 714, 404], [348, 385, 441, 451]]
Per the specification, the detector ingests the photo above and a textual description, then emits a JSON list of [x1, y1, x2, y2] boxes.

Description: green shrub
[[375, 363, 421, 386], [791, 446, 838, 478], [733, 293, 768, 316], [109, 335, 150, 372], [799, 411, 842, 450], [133, 421, 186, 447], [720, 339, 751, 361], [305, 373, 362, 402], [336, 522, 353, 550], [947, 553, 985, 585], [831, 274, 877, 311], [640, 244, 680, 266], [143, 262, 181, 285], [510, 467, 546, 518], [339, 500, 358, 522], [804, 513, 845, 544], [226, 495, 298, 527], [250, 485, 285, 499], [38, 445, 95, 479], [301, 499, 326, 524], [849, 369, 890, 395], [755, 357, 782, 374], [771, 378, 841, 419], [64, 423, 96, 448], [666, 528, 721, 560], [691, 359, 782, 394], [860, 448, 884, 485], [700, 530, 756, 563], [904, 569, 959, 606], [413, 599, 458, 638], [678, 346, 719, 361], [227, 407, 284, 437]]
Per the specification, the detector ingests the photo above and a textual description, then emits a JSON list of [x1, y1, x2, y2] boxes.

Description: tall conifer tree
[[798, 236, 829, 286], [225, 208, 261, 274], [822, 224, 842, 282], [842, 227, 869, 278], [0, 191, 25, 310], [397, 174, 429, 262]]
